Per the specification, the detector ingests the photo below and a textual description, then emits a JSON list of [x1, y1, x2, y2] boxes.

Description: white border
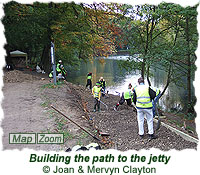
[[0, 1, 199, 175]]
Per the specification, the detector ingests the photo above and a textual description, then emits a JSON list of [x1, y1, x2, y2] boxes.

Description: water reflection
[[66, 56, 192, 112]]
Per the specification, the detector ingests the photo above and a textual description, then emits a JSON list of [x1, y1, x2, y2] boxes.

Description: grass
[[80, 131, 89, 139], [63, 130, 73, 140], [41, 81, 65, 89], [168, 118, 196, 134], [167, 119, 183, 128], [186, 126, 196, 133], [76, 140, 83, 146], [47, 109, 57, 118], [39, 81, 90, 147], [40, 101, 49, 107], [57, 121, 64, 130], [73, 131, 90, 146]]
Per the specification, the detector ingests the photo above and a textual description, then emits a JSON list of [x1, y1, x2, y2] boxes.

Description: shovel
[[99, 100, 108, 110]]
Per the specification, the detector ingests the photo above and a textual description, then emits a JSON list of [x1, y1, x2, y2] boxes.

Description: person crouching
[[114, 83, 133, 111]]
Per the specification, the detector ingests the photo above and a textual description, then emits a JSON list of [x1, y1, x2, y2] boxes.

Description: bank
[[2, 69, 198, 151]]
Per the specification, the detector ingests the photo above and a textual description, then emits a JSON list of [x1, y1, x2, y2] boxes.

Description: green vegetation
[[2, 1, 198, 119], [168, 119, 183, 128], [40, 101, 49, 108], [3, 1, 121, 72], [63, 130, 73, 140], [41, 81, 65, 89], [116, 3, 198, 118]]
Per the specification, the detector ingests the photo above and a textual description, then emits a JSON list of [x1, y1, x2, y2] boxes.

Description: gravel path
[[75, 84, 198, 151]]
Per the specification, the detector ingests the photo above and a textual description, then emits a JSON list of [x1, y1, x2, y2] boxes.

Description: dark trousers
[[94, 98, 100, 110], [101, 87, 106, 97], [86, 79, 92, 89], [119, 93, 132, 106]]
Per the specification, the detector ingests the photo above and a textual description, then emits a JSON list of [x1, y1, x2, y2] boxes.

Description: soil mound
[[3, 69, 40, 83]]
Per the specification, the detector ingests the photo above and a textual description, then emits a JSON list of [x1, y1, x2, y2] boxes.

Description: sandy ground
[[2, 81, 62, 150], [1, 70, 95, 151], [1, 69, 198, 151]]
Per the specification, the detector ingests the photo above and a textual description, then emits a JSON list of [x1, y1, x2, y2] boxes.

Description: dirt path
[[1, 70, 198, 151], [2, 81, 62, 150], [1, 70, 95, 151]]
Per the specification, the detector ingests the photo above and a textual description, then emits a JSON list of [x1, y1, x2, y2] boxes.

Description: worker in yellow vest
[[49, 71, 53, 78], [99, 77, 106, 97], [56, 60, 67, 79], [92, 82, 102, 112], [86, 72, 92, 89], [114, 83, 134, 111], [133, 77, 160, 140]]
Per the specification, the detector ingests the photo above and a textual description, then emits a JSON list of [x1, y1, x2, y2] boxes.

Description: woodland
[[2, 1, 198, 118]]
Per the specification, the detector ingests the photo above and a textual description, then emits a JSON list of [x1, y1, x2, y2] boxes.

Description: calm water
[[66, 56, 193, 112]]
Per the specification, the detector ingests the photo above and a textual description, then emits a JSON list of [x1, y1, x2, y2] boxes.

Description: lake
[[66, 55, 194, 112]]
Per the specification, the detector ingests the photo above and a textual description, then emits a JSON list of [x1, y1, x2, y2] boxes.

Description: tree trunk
[[160, 64, 172, 98], [147, 65, 151, 86], [141, 59, 145, 79], [40, 2, 53, 73], [4, 44, 12, 66], [185, 16, 192, 113], [160, 78, 170, 98], [40, 44, 51, 73]]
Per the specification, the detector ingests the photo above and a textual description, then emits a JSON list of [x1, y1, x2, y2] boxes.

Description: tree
[[116, 2, 198, 117], [2, 1, 47, 64], [115, 4, 169, 83], [2, 1, 124, 72]]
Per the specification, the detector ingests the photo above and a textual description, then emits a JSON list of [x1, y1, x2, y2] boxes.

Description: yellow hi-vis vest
[[49, 72, 53, 78], [124, 89, 133, 100], [87, 75, 92, 80], [56, 63, 61, 72], [99, 80, 106, 88], [135, 85, 152, 108], [93, 86, 101, 99], [150, 86, 160, 97]]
